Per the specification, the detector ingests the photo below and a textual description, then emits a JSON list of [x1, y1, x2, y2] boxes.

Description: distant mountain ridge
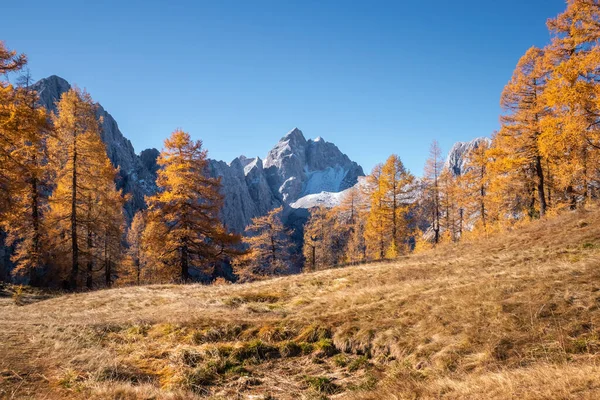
[[32, 76, 365, 231]]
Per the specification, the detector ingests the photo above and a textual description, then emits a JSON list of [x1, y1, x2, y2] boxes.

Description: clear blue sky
[[2, 0, 566, 175]]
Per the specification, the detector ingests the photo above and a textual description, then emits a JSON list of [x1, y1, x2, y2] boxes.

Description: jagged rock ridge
[[210, 128, 364, 232], [32, 76, 364, 232]]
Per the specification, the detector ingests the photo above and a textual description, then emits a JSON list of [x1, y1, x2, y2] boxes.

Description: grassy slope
[[2, 208, 600, 399]]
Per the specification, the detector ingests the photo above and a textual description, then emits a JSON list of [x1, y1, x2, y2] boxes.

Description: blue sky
[[2, 0, 566, 175]]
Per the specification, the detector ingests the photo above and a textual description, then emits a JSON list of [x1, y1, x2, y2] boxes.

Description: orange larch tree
[[143, 130, 240, 283]]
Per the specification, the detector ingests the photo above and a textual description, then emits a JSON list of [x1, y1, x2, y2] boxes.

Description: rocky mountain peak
[[445, 137, 491, 176], [34, 75, 71, 113]]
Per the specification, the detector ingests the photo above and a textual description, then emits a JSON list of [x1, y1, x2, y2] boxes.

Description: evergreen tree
[[143, 130, 239, 282], [497, 47, 550, 218], [0, 75, 51, 281], [46, 88, 123, 290], [241, 206, 293, 278], [423, 140, 443, 243]]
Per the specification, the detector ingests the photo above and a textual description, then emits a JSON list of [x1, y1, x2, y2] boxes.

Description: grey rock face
[[32, 75, 157, 218], [140, 148, 160, 177], [445, 137, 492, 176], [264, 128, 365, 203], [200, 128, 364, 232]]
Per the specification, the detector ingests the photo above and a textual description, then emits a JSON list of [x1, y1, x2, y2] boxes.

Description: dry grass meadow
[[3, 207, 600, 399]]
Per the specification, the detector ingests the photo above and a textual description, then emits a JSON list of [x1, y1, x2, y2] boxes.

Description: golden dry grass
[[2, 207, 600, 399]]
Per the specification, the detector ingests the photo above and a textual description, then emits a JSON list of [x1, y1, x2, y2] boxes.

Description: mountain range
[[1, 75, 488, 277], [32, 76, 365, 232]]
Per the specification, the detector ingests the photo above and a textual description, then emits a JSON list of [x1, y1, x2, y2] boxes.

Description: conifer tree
[[126, 211, 147, 285], [241, 206, 293, 277], [143, 130, 239, 282], [364, 164, 386, 260], [0, 42, 28, 216], [380, 154, 415, 256], [439, 169, 459, 242], [542, 0, 600, 206], [337, 187, 368, 264], [0, 75, 51, 281], [423, 140, 443, 243], [0, 41, 26, 75], [497, 46, 550, 218], [459, 139, 493, 234], [302, 207, 339, 270], [46, 88, 123, 290], [364, 156, 415, 259]]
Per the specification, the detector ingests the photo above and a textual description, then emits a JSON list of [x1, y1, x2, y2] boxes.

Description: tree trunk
[[181, 243, 189, 282], [69, 137, 79, 290], [135, 256, 140, 285], [86, 225, 93, 290], [30, 176, 40, 285], [535, 155, 547, 217]]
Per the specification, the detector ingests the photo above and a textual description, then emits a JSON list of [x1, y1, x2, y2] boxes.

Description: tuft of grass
[[333, 354, 350, 367], [304, 375, 341, 394], [184, 366, 217, 391], [296, 324, 331, 343], [279, 341, 302, 358], [12, 285, 24, 306], [348, 355, 370, 372], [314, 338, 337, 358], [230, 340, 280, 363], [224, 291, 283, 307]]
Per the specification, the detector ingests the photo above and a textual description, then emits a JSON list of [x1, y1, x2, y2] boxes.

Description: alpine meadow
[[3, 1, 600, 399]]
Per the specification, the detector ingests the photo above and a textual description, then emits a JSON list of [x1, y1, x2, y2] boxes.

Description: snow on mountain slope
[[291, 176, 370, 210], [290, 191, 347, 209], [303, 165, 349, 195]]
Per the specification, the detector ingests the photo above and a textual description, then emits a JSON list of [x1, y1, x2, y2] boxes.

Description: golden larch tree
[[240, 206, 293, 278], [0, 76, 51, 282], [497, 46, 550, 218], [143, 129, 240, 282], [46, 88, 124, 290], [542, 0, 600, 206]]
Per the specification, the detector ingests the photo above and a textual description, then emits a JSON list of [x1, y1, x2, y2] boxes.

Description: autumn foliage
[[2, 0, 600, 285]]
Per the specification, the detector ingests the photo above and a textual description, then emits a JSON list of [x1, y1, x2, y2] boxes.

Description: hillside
[[2, 208, 600, 399]]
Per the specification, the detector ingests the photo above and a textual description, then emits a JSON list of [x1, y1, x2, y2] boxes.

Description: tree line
[[0, 44, 241, 289], [1, 0, 600, 286]]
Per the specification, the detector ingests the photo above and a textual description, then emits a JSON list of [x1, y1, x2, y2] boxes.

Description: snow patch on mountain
[[290, 191, 347, 209], [303, 165, 349, 195]]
